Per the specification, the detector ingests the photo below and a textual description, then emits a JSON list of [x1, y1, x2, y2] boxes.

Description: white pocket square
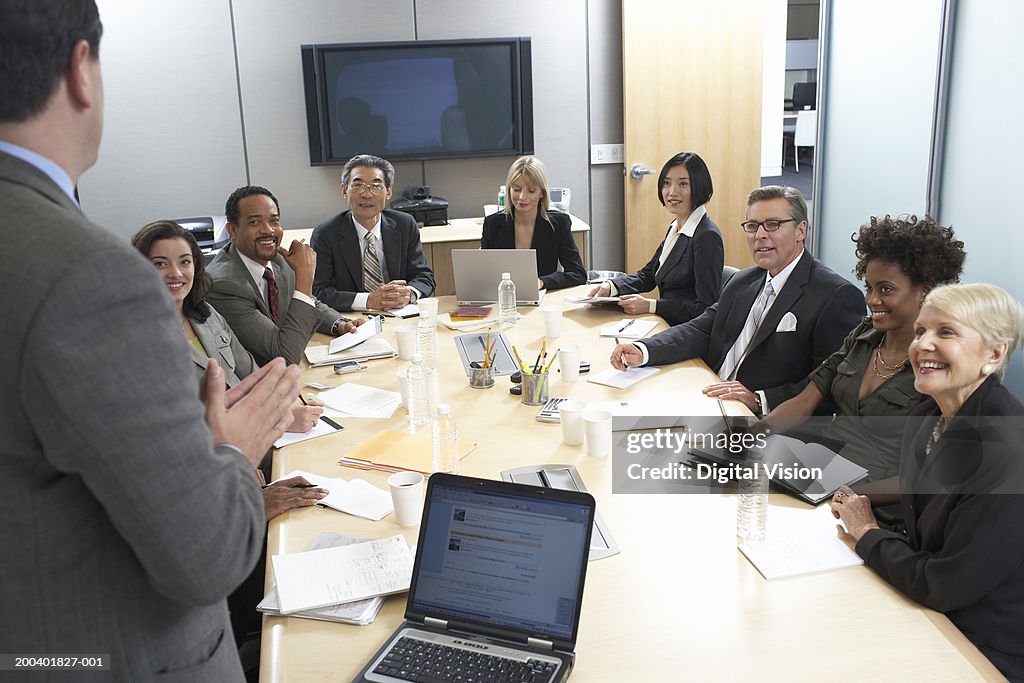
[[775, 312, 798, 332]]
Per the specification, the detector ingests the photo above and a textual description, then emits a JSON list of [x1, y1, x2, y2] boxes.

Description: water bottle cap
[[501, 272, 511, 280], [411, 353, 423, 363], [500, 185, 506, 191], [437, 403, 451, 416]]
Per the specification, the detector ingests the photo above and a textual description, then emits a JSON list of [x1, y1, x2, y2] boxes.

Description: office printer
[[391, 185, 449, 227], [174, 216, 230, 256]]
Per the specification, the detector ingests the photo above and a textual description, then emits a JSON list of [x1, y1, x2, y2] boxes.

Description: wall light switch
[[590, 143, 624, 165]]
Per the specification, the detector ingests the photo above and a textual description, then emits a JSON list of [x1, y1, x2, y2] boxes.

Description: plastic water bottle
[[497, 185, 506, 210], [498, 272, 517, 329], [736, 453, 767, 541], [417, 307, 437, 371], [431, 404, 459, 474], [407, 354, 431, 428]]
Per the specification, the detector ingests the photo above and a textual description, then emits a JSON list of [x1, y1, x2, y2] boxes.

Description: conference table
[[260, 288, 1003, 682]]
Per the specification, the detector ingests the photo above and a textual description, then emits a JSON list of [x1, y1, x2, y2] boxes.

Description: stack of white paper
[[304, 337, 397, 367], [258, 532, 387, 625], [739, 535, 864, 580], [271, 534, 414, 614], [586, 366, 660, 389], [318, 383, 402, 418], [328, 316, 382, 354], [599, 318, 658, 338], [272, 418, 343, 449], [276, 469, 393, 521]]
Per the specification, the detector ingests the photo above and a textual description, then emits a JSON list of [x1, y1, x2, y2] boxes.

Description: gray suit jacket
[[311, 209, 435, 311], [189, 306, 256, 388], [0, 150, 264, 680], [206, 243, 345, 366]]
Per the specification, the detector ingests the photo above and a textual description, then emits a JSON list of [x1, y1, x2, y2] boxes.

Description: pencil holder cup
[[469, 363, 495, 389], [520, 372, 550, 406]]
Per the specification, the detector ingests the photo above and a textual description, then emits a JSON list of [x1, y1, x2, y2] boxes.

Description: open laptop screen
[[408, 480, 592, 641]]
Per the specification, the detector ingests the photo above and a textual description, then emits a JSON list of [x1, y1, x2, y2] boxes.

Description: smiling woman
[[761, 215, 965, 480]]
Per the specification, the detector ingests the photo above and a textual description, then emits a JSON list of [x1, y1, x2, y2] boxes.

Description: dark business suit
[[481, 210, 587, 290], [610, 213, 724, 325], [207, 243, 344, 366], [642, 251, 865, 408], [857, 377, 1024, 681], [311, 208, 435, 311], [0, 150, 263, 680]]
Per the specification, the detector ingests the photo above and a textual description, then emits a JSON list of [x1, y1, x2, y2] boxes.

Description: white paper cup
[[483, 204, 500, 216], [583, 409, 613, 458], [558, 344, 581, 382], [417, 297, 438, 323], [388, 471, 425, 527], [396, 368, 410, 408], [542, 305, 562, 338], [395, 324, 417, 360], [558, 400, 587, 446]]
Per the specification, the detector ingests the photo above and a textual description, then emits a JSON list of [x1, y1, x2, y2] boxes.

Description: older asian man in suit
[[311, 154, 435, 312], [0, 1, 300, 679], [206, 185, 360, 366], [611, 185, 865, 416]]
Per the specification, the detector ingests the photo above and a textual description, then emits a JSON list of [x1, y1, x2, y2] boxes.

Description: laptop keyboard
[[372, 636, 558, 683]]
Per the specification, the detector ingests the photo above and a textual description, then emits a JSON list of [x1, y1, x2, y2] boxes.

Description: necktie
[[263, 267, 280, 325], [363, 232, 383, 292], [718, 279, 776, 381]]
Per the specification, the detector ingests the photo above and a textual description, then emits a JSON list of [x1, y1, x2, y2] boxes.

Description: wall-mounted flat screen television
[[301, 37, 534, 165]]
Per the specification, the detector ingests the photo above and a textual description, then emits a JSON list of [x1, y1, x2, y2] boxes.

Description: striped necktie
[[718, 279, 776, 381], [363, 232, 383, 292]]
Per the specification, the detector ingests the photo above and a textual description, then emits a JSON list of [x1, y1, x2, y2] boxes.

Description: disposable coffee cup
[[558, 400, 587, 446], [542, 305, 562, 338], [558, 344, 581, 382], [483, 204, 500, 216], [583, 409, 613, 458], [388, 471, 425, 527], [394, 324, 417, 360], [396, 368, 410, 409]]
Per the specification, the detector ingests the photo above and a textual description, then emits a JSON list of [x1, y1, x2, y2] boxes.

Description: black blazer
[[311, 209, 435, 311], [480, 210, 587, 290], [610, 213, 724, 325], [642, 251, 865, 408], [857, 377, 1024, 680]]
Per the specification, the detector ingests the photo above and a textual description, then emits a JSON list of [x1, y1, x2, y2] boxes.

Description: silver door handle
[[629, 163, 657, 180]]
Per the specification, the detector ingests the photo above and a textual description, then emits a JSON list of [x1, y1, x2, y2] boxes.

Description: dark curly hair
[[852, 215, 965, 287], [132, 221, 213, 323]]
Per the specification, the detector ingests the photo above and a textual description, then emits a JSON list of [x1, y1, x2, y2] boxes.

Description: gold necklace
[[872, 333, 907, 380]]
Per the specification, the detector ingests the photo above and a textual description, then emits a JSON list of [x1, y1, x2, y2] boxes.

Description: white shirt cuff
[[605, 280, 618, 297], [634, 342, 650, 366], [352, 292, 370, 311], [291, 290, 314, 307], [649, 299, 657, 314], [756, 390, 769, 415]]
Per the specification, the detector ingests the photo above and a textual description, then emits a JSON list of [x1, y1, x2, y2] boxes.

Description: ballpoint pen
[[617, 319, 636, 334]]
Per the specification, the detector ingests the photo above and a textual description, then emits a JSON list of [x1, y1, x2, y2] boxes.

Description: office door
[[622, 0, 764, 272]]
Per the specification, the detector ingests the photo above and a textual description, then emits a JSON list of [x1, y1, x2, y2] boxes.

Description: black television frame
[[301, 37, 534, 166]]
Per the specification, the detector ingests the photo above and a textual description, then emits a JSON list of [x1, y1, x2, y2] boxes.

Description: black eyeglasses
[[740, 218, 796, 233]]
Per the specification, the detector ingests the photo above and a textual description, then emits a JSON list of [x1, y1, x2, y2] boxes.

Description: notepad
[[272, 417, 344, 449], [564, 295, 620, 304], [328, 315, 383, 354], [586, 366, 660, 389], [599, 319, 658, 338], [258, 532, 386, 625], [738, 535, 864, 580], [275, 469, 393, 521], [338, 430, 477, 476], [304, 337, 397, 367], [272, 534, 414, 614]]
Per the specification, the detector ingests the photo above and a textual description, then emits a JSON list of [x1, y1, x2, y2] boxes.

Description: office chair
[[721, 265, 739, 294], [793, 110, 817, 173], [792, 81, 817, 111]]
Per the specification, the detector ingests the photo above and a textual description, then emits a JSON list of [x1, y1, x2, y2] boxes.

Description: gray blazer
[[206, 243, 345, 366], [0, 150, 263, 680], [189, 306, 256, 387]]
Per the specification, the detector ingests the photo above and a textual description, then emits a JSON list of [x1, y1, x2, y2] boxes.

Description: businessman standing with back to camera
[[0, 1, 300, 680]]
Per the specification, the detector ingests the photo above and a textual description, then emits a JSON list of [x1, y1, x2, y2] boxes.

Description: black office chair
[[792, 82, 816, 111], [721, 265, 739, 294]]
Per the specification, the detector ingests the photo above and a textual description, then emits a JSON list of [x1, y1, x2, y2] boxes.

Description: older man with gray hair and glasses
[[311, 154, 435, 312]]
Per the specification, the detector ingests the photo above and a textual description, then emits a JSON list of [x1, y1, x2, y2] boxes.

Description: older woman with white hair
[[831, 283, 1024, 680]]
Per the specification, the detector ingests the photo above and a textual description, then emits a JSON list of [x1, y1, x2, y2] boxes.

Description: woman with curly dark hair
[[761, 215, 965, 480]]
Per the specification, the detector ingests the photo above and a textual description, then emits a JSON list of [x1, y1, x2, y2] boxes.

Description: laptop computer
[[354, 473, 596, 683], [452, 249, 546, 305]]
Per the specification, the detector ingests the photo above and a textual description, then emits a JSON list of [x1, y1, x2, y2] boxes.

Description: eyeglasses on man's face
[[740, 218, 796, 233], [348, 180, 387, 195]]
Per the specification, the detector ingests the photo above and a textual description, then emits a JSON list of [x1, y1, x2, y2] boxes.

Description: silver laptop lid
[[452, 249, 544, 305]]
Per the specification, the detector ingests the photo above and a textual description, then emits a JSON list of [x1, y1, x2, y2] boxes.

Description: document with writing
[[275, 469, 393, 521], [272, 534, 414, 614], [738, 535, 864, 581], [318, 383, 402, 418], [258, 532, 386, 625]]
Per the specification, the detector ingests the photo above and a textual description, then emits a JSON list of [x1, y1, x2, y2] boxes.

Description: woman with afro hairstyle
[[759, 215, 965, 481]]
